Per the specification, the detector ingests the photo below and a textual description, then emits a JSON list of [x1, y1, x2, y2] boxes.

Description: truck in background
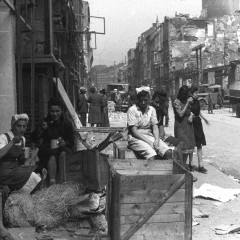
[[225, 61, 240, 117], [107, 83, 129, 112]]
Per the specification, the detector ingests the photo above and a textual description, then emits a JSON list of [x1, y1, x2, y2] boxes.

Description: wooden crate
[[107, 159, 193, 240], [58, 149, 109, 192], [113, 141, 137, 159]]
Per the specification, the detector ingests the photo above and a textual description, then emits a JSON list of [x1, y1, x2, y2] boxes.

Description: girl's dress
[[173, 99, 195, 154], [191, 99, 206, 147]]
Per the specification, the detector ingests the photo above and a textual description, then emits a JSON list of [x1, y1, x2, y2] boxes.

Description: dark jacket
[[77, 94, 88, 113]]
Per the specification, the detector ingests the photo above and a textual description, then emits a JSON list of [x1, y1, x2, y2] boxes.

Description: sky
[[87, 0, 202, 66]]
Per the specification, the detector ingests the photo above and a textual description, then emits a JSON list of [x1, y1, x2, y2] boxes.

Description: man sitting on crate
[[127, 87, 172, 160]]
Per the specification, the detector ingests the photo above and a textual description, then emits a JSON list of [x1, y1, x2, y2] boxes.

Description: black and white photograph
[[1, 0, 240, 239]]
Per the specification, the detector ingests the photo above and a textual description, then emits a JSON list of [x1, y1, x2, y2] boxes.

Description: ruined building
[[202, 0, 240, 18], [0, 0, 92, 135]]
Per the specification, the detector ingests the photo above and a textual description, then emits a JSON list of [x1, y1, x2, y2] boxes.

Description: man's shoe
[[199, 166, 207, 173]]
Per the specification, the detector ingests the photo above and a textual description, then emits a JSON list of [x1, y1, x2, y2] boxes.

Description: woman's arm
[[174, 98, 192, 117], [131, 126, 153, 147], [0, 136, 21, 160], [200, 111, 209, 124]]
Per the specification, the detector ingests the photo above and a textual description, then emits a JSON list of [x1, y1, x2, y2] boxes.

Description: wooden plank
[[75, 127, 126, 133], [116, 170, 172, 176], [121, 222, 185, 238], [184, 173, 193, 240], [173, 160, 188, 174], [120, 174, 185, 191], [121, 175, 186, 240], [53, 77, 82, 128], [130, 234, 184, 240], [109, 159, 173, 171], [120, 201, 185, 216], [111, 173, 121, 239], [120, 188, 185, 204], [121, 213, 185, 224]]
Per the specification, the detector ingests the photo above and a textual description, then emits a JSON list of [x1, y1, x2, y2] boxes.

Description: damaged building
[[0, 0, 93, 135], [127, 0, 240, 99]]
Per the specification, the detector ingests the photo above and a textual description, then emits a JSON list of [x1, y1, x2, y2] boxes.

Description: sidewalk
[[164, 106, 240, 239]]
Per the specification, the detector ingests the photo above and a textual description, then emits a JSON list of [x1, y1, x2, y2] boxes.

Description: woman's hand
[[187, 97, 193, 105], [153, 139, 159, 150], [12, 135, 22, 144], [188, 114, 194, 123], [58, 138, 66, 148], [41, 122, 48, 130]]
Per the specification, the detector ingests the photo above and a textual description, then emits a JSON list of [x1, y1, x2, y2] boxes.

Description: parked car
[[197, 84, 223, 110]]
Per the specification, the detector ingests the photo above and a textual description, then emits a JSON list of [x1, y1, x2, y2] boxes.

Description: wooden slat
[[184, 173, 193, 240], [111, 173, 121, 239], [121, 213, 185, 224], [120, 174, 185, 191], [121, 176, 186, 240], [109, 159, 173, 171], [121, 222, 185, 238], [120, 201, 185, 216], [120, 188, 185, 204], [129, 234, 184, 240], [75, 127, 126, 133], [116, 170, 172, 176]]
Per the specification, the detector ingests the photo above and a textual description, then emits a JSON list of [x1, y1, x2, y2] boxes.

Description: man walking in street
[[77, 87, 88, 126]]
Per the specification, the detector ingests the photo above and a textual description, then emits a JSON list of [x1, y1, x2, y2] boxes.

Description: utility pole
[[192, 44, 205, 86]]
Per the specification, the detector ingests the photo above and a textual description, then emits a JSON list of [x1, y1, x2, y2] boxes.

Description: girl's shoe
[[188, 165, 194, 172], [199, 166, 207, 173]]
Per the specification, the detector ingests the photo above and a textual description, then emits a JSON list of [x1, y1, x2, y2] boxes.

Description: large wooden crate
[[107, 159, 193, 240], [58, 149, 109, 192]]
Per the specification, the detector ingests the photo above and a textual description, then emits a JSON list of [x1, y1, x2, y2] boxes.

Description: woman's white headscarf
[[11, 114, 29, 128]]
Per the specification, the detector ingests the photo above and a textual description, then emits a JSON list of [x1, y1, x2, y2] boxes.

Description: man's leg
[[80, 113, 87, 127]]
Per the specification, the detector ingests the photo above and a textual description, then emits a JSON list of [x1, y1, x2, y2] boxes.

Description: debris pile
[[4, 182, 107, 231]]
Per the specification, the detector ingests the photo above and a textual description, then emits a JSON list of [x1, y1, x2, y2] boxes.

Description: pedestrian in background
[[115, 89, 122, 111], [173, 85, 195, 170], [100, 89, 110, 127], [207, 89, 214, 114], [190, 86, 209, 173], [76, 87, 88, 127], [151, 89, 168, 139], [88, 86, 102, 127], [164, 96, 169, 127]]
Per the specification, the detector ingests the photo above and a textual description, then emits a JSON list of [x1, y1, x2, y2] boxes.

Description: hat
[[11, 114, 29, 128], [101, 89, 107, 94], [80, 87, 87, 93]]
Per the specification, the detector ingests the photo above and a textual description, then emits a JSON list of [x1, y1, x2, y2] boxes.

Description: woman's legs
[[197, 146, 207, 173], [188, 152, 194, 171], [47, 155, 57, 185]]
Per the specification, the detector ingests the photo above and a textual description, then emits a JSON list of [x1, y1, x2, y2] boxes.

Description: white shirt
[[0, 131, 25, 149]]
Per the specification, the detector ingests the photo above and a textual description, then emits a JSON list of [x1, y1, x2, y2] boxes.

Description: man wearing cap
[[77, 87, 88, 126], [127, 88, 172, 160]]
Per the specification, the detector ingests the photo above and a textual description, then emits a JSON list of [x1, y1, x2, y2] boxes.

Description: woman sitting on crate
[[127, 87, 172, 160], [0, 114, 47, 240], [31, 98, 74, 186]]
